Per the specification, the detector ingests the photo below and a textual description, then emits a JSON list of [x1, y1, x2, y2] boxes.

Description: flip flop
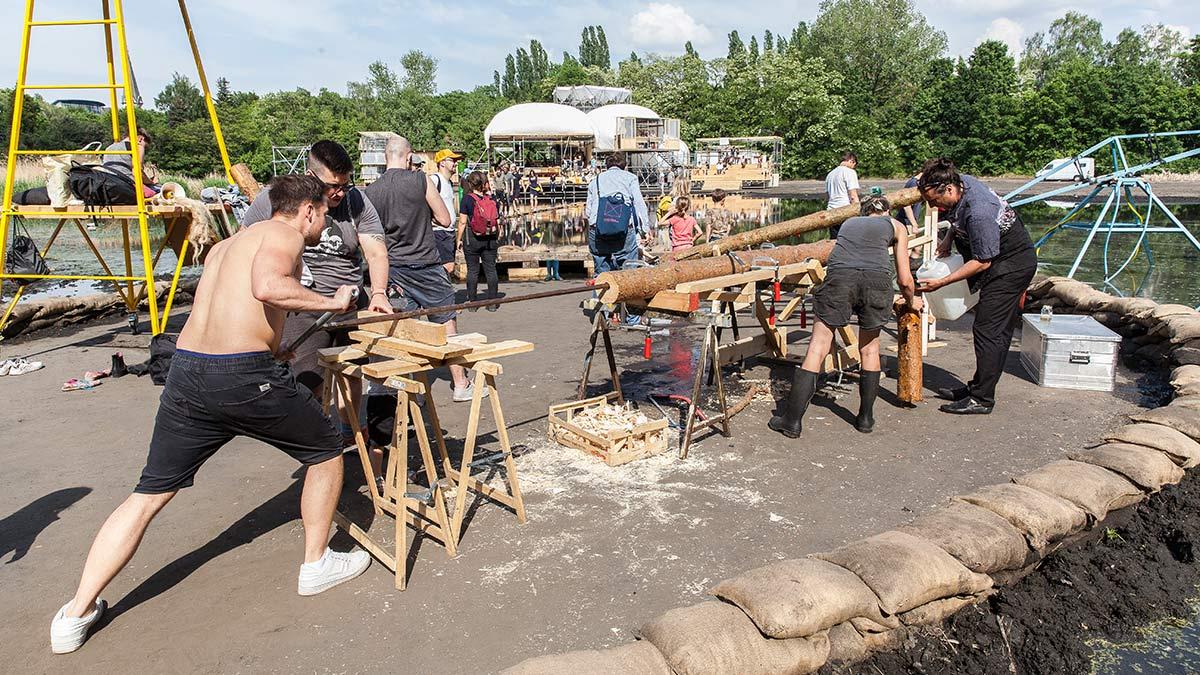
[[84, 368, 112, 382], [62, 378, 101, 392]]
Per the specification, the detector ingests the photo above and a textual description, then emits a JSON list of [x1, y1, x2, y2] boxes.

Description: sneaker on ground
[[50, 599, 106, 654], [297, 549, 371, 596], [8, 358, 44, 375], [452, 383, 491, 403], [0, 360, 11, 376]]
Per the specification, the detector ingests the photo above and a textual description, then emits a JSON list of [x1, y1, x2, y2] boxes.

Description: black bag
[[68, 164, 138, 206], [148, 333, 178, 385], [5, 221, 50, 284]]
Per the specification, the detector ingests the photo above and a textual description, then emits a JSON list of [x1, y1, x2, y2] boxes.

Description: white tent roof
[[484, 103, 596, 145], [586, 104, 660, 152], [552, 85, 632, 109]]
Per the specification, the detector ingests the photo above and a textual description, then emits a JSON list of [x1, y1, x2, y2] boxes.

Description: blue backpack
[[594, 171, 633, 238]]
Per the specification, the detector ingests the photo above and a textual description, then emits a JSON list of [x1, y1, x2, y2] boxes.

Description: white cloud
[[980, 17, 1025, 57], [628, 3, 713, 49]]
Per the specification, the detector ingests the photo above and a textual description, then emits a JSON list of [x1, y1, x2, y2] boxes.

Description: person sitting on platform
[[769, 193, 922, 438]]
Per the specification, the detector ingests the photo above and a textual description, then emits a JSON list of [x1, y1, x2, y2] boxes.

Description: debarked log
[[672, 187, 922, 261], [595, 240, 836, 304], [894, 300, 923, 404]]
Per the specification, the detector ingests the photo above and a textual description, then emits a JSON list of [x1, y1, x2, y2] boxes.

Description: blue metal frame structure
[[1004, 130, 1200, 282]]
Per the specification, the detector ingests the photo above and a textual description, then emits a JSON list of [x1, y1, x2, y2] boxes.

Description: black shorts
[[389, 264, 457, 323], [134, 350, 343, 494], [811, 268, 894, 330], [434, 230, 456, 264]]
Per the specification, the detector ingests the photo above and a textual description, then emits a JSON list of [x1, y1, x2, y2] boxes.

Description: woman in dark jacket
[[915, 157, 1039, 415], [456, 171, 501, 310], [770, 194, 922, 438]]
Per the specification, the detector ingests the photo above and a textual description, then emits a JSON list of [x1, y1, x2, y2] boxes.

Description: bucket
[[917, 254, 979, 320]]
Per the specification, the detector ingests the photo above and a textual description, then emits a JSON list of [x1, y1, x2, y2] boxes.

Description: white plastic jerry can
[[917, 254, 980, 321]]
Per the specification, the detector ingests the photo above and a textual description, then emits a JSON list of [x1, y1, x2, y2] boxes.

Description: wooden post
[[230, 163, 261, 202], [895, 300, 923, 404]]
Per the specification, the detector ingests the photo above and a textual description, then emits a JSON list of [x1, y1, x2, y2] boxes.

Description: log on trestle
[[594, 240, 836, 304], [672, 187, 922, 261]]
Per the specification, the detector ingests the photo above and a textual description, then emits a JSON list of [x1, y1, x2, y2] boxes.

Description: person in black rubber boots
[[914, 158, 1038, 415], [769, 193, 922, 438]]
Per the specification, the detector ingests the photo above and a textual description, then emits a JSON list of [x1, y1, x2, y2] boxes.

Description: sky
[[0, 0, 1195, 105]]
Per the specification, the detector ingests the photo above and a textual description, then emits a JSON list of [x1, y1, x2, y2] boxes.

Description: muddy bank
[[831, 468, 1200, 674]]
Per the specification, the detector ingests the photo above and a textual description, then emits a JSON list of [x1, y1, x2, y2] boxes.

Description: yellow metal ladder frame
[[0, 0, 235, 336]]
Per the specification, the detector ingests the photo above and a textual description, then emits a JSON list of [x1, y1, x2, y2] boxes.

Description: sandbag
[[1158, 316, 1200, 345], [1013, 460, 1144, 521], [1132, 407, 1200, 442], [1051, 281, 1110, 311], [1149, 303, 1197, 324], [1170, 347, 1200, 367], [1170, 396, 1200, 410], [898, 592, 989, 627], [638, 601, 831, 675], [1104, 422, 1200, 468], [825, 623, 868, 664], [1102, 296, 1157, 317], [500, 641, 671, 675], [898, 501, 1031, 574], [813, 531, 993, 616], [1092, 311, 1123, 329], [710, 558, 896, 639], [1171, 365, 1200, 392], [1028, 276, 1069, 298], [1068, 443, 1185, 492], [957, 483, 1088, 555]]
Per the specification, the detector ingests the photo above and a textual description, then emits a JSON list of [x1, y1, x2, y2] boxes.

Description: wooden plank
[[675, 268, 776, 293], [355, 337, 534, 368], [716, 332, 776, 367], [353, 311, 448, 345], [627, 290, 700, 313], [362, 359, 424, 379], [450, 332, 488, 345], [332, 511, 397, 572], [507, 267, 545, 281], [317, 346, 367, 363], [349, 331, 476, 360], [698, 289, 753, 304]]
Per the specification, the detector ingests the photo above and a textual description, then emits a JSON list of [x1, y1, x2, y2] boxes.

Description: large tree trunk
[[672, 187, 922, 261], [595, 240, 835, 304]]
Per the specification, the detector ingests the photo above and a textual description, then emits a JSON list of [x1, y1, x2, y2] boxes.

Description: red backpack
[[468, 193, 500, 236]]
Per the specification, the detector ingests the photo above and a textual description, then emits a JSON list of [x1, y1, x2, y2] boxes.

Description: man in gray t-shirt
[[241, 140, 391, 395]]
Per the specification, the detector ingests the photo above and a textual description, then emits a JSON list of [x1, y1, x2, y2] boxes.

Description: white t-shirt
[[430, 173, 457, 232], [825, 164, 860, 209]]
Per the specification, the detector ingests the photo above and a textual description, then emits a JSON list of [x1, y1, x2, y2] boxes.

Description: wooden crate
[[548, 396, 670, 466]]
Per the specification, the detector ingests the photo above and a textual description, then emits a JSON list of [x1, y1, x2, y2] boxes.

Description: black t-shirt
[[363, 168, 439, 268]]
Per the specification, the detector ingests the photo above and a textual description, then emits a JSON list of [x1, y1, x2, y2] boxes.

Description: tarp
[[484, 103, 596, 145], [552, 85, 631, 109]]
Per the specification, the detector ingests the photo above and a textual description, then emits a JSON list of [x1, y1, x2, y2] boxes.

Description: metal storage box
[[1019, 314, 1121, 391]]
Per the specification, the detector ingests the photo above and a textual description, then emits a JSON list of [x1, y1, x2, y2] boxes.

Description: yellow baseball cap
[[434, 149, 462, 164]]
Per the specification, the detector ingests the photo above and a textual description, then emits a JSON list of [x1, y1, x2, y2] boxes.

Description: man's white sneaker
[[8, 358, 44, 375], [297, 549, 370, 596], [50, 599, 105, 654], [452, 383, 490, 403], [0, 360, 11, 376]]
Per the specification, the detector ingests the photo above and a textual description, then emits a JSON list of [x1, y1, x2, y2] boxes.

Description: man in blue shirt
[[585, 152, 650, 274]]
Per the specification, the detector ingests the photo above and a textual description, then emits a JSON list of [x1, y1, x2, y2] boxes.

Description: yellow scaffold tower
[[0, 0, 234, 336]]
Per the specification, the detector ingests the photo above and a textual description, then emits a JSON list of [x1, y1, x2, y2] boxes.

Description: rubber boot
[[768, 368, 817, 438], [856, 370, 880, 433], [111, 352, 128, 378]]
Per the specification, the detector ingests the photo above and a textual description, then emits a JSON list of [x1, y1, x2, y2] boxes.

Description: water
[[6, 196, 1199, 310], [1093, 600, 1200, 674]]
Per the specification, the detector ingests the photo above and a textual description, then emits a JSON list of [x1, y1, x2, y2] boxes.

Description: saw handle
[[282, 288, 359, 354]]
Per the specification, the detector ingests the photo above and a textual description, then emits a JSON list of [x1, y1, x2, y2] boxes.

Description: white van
[[1035, 157, 1095, 181]]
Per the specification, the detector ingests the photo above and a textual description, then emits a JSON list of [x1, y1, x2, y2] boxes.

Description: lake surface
[[5, 195, 1199, 310]]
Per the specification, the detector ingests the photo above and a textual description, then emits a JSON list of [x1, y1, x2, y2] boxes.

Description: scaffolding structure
[[0, 0, 234, 337], [271, 144, 310, 176], [1004, 131, 1200, 283]]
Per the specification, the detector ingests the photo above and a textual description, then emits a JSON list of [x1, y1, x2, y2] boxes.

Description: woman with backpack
[[457, 171, 502, 310]]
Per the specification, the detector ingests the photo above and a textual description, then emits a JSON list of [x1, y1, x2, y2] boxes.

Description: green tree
[[400, 51, 437, 96], [1182, 36, 1200, 86], [215, 77, 231, 105], [502, 55, 517, 99], [153, 72, 205, 126], [727, 30, 746, 61], [749, 36, 760, 63], [1020, 11, 1105, 87], [764, 31, 774, 53]]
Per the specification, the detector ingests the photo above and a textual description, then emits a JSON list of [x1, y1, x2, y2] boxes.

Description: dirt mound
[[825, 472, 1200, 674]]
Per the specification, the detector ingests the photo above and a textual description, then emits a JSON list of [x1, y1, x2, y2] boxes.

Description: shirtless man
[[49, 175, 370, 655]]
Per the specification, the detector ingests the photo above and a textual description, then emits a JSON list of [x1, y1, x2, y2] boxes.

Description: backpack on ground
[[594, 172, 633, 238], [468, 193, 500, 236], [4, 219, 50, 284]]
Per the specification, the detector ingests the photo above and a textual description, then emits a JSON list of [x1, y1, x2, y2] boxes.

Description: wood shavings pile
[[571, 402, 651, 436]]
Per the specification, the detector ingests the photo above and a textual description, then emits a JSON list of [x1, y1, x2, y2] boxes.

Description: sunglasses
[[307, 170, 352, 194]]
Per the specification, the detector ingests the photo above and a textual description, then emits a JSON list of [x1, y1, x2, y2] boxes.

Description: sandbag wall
[[501, 276, 1200, 675]]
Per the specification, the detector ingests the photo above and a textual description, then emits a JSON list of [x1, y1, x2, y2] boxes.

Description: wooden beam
[[349, 331, 475, 360], [317, 346, 367, 363], [895, 301, 923, 404], [353, 311, 448, 345]]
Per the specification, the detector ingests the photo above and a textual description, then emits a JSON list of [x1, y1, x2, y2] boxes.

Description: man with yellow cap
[[430, 149, 463, 276]]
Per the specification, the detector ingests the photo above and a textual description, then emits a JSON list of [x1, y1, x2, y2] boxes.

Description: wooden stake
[[895, 300, 924, 404]]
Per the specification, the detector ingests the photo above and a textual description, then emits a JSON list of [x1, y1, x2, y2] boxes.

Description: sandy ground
[[768, 177, 1200, 203], [0, 283, 1151, 673]]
